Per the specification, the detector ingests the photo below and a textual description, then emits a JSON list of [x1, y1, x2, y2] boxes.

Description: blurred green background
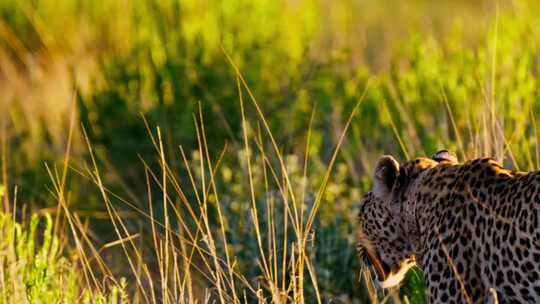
[[2, 0, 540, 302]]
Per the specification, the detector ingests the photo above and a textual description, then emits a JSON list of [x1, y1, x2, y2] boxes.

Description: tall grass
[[0, 61, 399, 303], [71, 66, 370, 302]]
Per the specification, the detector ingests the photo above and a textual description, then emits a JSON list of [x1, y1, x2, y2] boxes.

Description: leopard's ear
[[373, 155, 399, 200], [432, 149, 457, 163]]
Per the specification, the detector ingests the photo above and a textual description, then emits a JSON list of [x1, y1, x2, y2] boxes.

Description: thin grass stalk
[[224, 49, 302, 236], [438, 81, 466, 160], [237, 76, 276, 291], [187, 124, 229, 303], [196, 105, 241, 303], [81, 127, 152, 303], [157, 128, 171, 303], [44, 163, 101, 296]]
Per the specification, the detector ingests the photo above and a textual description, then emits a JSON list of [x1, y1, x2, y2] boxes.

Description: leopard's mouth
[[361, 248, 416, 288], [364, 249, 391, 282], [357, 228, 414, 287], [379, 257, 416, 288], [357, 230, 393, 283]]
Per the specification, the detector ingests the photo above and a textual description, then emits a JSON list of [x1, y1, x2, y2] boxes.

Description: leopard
[[356, 150, 540, 303]]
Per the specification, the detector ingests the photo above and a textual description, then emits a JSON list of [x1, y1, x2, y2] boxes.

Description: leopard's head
[[356, 150, 457, 287]]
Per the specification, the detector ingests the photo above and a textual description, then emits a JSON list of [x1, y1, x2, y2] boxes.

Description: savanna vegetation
[[0, 0, 539, 302]]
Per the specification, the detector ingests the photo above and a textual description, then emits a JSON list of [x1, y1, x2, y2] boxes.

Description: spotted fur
[[357, 151, 540, 303]]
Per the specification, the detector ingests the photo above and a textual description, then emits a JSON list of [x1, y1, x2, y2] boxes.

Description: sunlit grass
[[0, 210, 130, 303], [0, 55, 377, 303]]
